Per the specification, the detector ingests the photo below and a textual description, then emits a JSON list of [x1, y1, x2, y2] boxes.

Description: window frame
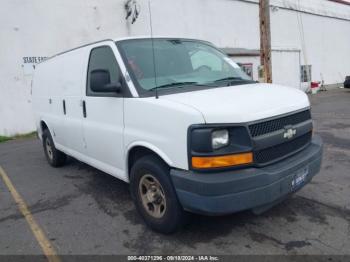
[[86, 45, 131, 98]]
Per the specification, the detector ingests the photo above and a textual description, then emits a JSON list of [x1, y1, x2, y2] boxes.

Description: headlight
[[212, 129, 229, 150], [190, 125, 253, 169]]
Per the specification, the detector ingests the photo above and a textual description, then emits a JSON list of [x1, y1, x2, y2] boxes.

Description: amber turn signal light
[[192, 152, 253, 169]]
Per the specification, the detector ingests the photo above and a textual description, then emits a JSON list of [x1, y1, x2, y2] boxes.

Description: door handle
[[82, 100, 87, 118], [63, 100, 66, 115]]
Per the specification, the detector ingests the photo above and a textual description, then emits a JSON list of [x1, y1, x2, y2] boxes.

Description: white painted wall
[[1, 0, 350, 135], [270, 2, 350, 85], [272, 50, 301, 89], [0, 0, 130, 136]]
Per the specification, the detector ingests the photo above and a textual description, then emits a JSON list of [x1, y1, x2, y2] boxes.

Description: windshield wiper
[[213, 77, 256, 86], [149, 81, 200, 91], [214, 77, 244, 82]]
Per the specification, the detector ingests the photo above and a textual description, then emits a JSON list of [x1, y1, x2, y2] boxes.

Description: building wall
[[270, 2, 350, 86], [271, 50, 301, 89], [0, 0, 130, 136], [0, 0, 350, 135]]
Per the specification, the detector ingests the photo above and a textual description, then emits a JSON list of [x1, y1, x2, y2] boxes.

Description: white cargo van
[[32, 37, 323, 233]]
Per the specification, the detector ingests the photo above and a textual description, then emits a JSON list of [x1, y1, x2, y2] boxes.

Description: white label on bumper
[[291, 167, 309, 190]]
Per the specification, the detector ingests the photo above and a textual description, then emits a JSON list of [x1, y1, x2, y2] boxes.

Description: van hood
[[160, 83, 310, 123]]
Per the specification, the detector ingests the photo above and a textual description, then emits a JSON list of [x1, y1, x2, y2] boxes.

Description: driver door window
[[87, 46, 120, 96]]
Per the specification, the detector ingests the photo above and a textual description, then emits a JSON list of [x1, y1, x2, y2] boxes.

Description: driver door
[[82, 44, 126, 180]]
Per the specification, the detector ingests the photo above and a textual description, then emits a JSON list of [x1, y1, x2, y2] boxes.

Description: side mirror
[[90, 69, 122, 93]]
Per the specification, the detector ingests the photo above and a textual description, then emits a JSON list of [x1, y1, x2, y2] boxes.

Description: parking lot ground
[[0, 88, 349, 256]]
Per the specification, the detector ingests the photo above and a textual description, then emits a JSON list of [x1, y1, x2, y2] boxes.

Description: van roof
[[38, 36, 207, 65], [114, 35, 198, 41]]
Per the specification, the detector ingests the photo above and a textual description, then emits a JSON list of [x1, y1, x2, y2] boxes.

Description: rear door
[[82, 43, 126, 179]]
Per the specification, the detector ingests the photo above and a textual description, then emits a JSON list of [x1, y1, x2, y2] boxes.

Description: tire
[[130, 155, 187, 234], [42, 129, 66, 167]]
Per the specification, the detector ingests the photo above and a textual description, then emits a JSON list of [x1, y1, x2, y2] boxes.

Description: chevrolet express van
[[32, 37, 323, 233]]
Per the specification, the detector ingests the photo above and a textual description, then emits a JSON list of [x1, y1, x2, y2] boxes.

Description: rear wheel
[[42, 129, 66, 167], [130, 155, 187, 234]]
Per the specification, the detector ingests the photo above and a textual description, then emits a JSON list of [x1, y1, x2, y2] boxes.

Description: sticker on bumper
[[291, 167, 309, 191]]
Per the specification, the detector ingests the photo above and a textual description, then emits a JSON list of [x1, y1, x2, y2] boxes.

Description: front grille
[[249, 110, 311, 137], [254, 132, 312, 164]]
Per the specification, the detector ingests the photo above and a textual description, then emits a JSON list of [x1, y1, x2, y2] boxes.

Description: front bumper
[[170, 135, 323, 215]]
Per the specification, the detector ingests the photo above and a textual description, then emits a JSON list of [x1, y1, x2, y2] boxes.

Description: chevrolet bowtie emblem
[[283, 127, 297, 139]]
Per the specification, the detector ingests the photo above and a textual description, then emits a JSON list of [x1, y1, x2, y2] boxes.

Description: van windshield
[[117, 39, 253, 96]]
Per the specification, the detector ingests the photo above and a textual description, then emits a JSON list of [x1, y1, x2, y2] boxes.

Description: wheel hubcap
[[139, 174, 166, 218], [45, 139, 53, 160]]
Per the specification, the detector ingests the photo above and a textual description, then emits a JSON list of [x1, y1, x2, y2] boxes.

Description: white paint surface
[[162, 83, 310, 124], [1, 0, 350, 135]]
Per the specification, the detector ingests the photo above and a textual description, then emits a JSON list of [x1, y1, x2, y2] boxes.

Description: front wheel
[[130, 155, 187, 234]]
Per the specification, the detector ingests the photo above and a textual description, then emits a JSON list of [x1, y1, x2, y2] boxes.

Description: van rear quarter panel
[[124, 98, 205, 171], [32, 58, 57, 137], [32, 48, 89, 144]]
